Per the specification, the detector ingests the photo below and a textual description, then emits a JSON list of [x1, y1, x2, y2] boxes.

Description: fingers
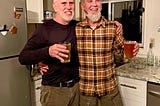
[[38, 62, 48, 75], [117, 27, 123, 35], [38, 62, 49, 69], [49, 44, 69, 62], [40, 69, 47, 75], [54, 53, 68, 63], [114, 21, 123, 36], [133, 42, 139, 56]]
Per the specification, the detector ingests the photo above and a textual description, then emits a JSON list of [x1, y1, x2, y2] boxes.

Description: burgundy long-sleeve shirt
[[19, 19, 79, 85]]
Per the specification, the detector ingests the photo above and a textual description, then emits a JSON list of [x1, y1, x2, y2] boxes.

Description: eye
[[88, 0, 92, 3], [69, 2, 74, 5], [61, 2, 67, 5], [96, 0, 101, 2]]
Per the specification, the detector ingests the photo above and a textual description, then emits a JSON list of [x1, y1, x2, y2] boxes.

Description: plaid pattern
[[76, 17, 124, 96]]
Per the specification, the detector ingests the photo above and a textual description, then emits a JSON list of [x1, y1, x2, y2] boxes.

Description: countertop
[[31, 58, 160, 84], [116, 57, 160, 84]]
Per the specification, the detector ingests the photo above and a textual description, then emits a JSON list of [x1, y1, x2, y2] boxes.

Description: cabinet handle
[[36, 86, 41, 90], [120, 84, 137, 89], [148, 90, 160, 98]]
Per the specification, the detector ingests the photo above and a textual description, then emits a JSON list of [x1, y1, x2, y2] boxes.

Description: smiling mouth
[[65, 11, 72, 15], [90, 9, 99, 13]]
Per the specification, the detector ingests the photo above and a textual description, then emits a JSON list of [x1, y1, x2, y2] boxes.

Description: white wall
[[139, 0, 160, 57], [74, 0, 80, 20]]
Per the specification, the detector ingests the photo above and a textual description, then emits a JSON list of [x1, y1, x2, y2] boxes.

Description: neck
[[53, 15, 70, 25]]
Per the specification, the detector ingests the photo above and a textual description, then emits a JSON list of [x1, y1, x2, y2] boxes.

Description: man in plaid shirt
[[76, 0, 138, 106]]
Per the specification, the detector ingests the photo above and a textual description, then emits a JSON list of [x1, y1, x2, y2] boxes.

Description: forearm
[[114, 35, 124, 57], [19, 46, 50, 65]]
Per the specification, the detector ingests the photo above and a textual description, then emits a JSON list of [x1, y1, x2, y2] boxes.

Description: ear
[[81, 2, 88, 14], [53, 3, 57, 12], [80, 2, 84, 10]]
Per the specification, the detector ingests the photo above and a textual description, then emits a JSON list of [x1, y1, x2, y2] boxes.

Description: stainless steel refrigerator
[[0, 0, 31, 106]]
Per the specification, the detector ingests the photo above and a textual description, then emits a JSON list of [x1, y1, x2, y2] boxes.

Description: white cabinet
[[118, 76, 147, 106], [35, 79, 42, 106], [31, 79, 42, 106], [26, 0, 44, 23]]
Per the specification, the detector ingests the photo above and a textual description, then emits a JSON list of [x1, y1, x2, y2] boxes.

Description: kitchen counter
[[31, 58, 160, 83], [116, 57, 160, 84]]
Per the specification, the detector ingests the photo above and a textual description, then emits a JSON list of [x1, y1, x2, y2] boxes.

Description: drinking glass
[[61, 42, 71, 63], [124, 41, 136, 59]]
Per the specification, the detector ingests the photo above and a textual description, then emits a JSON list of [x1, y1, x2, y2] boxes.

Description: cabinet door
[[26, 0, 43, 23], [31, 79, 42, 106], [122, 97, 146, 106], [34, 79, 41, 106], [118, 76, 147, 106]]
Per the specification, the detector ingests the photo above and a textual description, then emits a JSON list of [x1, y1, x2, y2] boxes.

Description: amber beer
[[62, 42, 71, 63], [124, 41, 136, 59]]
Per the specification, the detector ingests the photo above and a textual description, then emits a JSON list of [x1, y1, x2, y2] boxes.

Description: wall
[[138, 0, 160, 57], [74, 0, 80, 20], [43, 0, 53, 12]]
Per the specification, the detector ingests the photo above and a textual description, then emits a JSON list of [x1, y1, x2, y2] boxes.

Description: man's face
[[81, 0, 102, 22], [53, 0, 75, 22]]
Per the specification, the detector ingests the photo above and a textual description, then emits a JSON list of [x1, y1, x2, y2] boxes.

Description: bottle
[[147, 42, 154, 66]]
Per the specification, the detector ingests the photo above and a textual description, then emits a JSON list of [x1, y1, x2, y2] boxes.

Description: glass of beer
[[61, 42, 71, 63], [124, 41, 136, 60]]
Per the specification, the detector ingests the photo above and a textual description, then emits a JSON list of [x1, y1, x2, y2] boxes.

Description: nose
[[66, 4, 71, 9], [91, 1, 98, 6], [66, 3, 73, 9]]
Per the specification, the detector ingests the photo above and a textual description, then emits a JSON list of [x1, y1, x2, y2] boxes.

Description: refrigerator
[[0, 0, 31, 106]]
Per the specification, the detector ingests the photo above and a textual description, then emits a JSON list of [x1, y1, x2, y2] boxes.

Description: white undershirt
[[91, 26, 96, 30]]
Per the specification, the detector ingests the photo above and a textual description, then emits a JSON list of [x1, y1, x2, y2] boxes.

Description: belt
[[53, 78, 79, 87]]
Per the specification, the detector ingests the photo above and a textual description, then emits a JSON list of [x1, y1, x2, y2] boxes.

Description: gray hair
[[80, 0, 102, 3], [53, 0, 76, 3], [80, 0, 84, 3], [53, 0, 58, 3]]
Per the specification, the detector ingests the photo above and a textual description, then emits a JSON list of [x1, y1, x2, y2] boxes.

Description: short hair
[[53, 0, 76, 3], [80, 0, 84, 3], [53, 0, 57, 3]]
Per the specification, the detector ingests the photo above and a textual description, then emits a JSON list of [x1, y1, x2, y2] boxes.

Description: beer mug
[[124, 41, 136, 59]]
